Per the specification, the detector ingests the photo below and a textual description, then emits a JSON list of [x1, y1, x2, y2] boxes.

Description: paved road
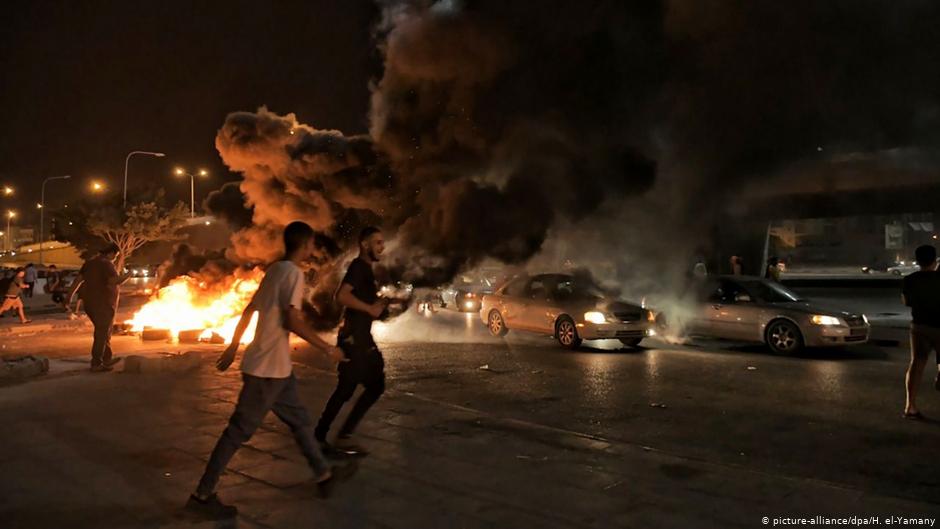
[[2, 303, 939, 528]]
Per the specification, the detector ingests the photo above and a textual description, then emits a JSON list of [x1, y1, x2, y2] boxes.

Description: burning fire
[[126, 268, 263, 344]]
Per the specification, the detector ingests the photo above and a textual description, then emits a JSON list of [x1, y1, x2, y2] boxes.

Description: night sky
[[0, 0, 379, 225]]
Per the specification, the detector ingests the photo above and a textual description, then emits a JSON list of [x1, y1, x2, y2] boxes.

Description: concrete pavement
[[2, 311, 940, 528], [2, 285, 939, 528]]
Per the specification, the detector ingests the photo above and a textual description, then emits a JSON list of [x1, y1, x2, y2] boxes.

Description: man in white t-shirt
[[188, 221, 348, 520]]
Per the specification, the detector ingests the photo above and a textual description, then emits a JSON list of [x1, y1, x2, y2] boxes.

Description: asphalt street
[[2, 288, 940, 527]]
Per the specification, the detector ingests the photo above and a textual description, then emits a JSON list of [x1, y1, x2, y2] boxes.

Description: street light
[[123, 150, 165, 207], [174, 167, 209, 217], [6, 210, 16, 252], [90, 180, 105, 193], [40, 175, 71, 265], [3, 186, 12, 196]]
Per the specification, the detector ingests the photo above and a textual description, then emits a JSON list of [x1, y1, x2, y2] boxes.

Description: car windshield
[[739, 280, 803, 302], [553, 277, 607, 301]]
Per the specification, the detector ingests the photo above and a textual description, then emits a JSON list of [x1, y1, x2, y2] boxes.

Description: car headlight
[[811, 315, 842, 326], [584, 311, 607, 324], [862, 314, 869, 325]]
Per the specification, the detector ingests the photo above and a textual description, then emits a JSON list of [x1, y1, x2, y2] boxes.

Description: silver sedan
[[676, 276, 870, 354], [480, 273, 655, 349]]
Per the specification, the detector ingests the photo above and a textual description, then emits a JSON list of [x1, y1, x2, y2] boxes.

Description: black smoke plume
[[206, 0, 940, 297]]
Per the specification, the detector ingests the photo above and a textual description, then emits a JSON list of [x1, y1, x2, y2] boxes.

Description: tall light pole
[[174, 168, 208, 217], [123, 151, 165, 207], [6, 210, 16, 252], [39, 175, 71, 265]]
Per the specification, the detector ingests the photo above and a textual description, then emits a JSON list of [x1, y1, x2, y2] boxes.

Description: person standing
[[765, 256, 781, 282], [68, 243, 129, 372], [23, 263, 37, 298], [45, 265, 62, 300], [187, 221, 349, 520], [0, 269, 31, 324], [902, 244, 940, 419], [315, 226, 389, 454]]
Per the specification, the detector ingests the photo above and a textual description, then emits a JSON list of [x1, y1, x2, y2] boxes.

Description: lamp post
[[174, 168, 208, 217], [123, 151, 165, 207], [39, 175, 71, 265], [6, 210, 16, 252]]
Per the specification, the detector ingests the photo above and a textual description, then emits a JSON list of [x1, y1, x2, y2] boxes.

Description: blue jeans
[[197, 373, 330, 495]]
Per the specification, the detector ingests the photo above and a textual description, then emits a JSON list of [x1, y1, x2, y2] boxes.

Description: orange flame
[[126, 268, 264, 344]]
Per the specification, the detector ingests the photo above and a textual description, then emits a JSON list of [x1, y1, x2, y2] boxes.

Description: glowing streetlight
[[124, 150, 165, 207], [39, 175, 71, 265], [174, 167, 209, 217], [3, 186, 12, 196], [90, 180, 105, 193]]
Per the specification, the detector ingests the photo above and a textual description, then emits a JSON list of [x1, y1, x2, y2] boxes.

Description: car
[[441, 274, 498, 312], [886, 261, 919, 276], [480, 272, 655, 349], [124, 264, 157, 278], [675, 275, 869, 354]]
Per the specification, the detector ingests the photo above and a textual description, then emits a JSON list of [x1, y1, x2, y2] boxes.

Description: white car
[[887, 261, 920, 276], [480, 273, 655, 349]]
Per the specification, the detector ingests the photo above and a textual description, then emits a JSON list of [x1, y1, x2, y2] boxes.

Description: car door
[[498, 277, 529, 329], [713, 279, 763, 341], [686, 279, 720, 335], [519, 277, 556, 333]]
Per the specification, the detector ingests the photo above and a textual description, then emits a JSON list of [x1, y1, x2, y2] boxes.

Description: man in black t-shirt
[[902, 244, 940, 419], [68, 243, 131, 372], [315, 226, 389, 452]]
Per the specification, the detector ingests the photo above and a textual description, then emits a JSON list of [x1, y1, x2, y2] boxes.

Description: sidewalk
[[1, 355, 937, 529]]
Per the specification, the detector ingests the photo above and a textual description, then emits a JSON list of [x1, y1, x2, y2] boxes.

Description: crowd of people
[[0, 263, 76, 323]]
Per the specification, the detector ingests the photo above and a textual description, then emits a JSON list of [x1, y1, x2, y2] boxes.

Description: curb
[[0, 319, 92, 337]]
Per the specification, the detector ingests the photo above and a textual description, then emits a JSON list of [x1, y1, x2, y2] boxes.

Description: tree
[[88, 201, 189, 271]]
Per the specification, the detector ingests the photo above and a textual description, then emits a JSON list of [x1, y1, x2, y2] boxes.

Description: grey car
[[679, 276, 869, 354], [480, 273, 655, 349]]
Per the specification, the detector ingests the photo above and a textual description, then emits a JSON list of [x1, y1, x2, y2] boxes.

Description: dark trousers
[[84, 303, 115, 367], [315, 340, 386, 442], [197, 373, 329, 496]]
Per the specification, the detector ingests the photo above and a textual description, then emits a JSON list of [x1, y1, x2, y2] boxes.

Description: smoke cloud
[[205, 0, 940, 305]]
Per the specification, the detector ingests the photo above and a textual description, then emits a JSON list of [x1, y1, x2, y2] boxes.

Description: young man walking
[[315, 226, 389, 454], [188, 221, 350, 520], [902, 244, 940, 419], [68, 244, 129, 372]]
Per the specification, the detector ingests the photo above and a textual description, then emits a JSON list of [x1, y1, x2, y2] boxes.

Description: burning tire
[[487, 310, 509, 337], [555, 316, 582, 349]]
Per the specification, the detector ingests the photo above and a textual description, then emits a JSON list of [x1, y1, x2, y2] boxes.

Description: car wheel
[[555, 317, 582, 349], [765, 319, 804, 355], [619, 338, 642, 348], [487, 310, 509, 337]]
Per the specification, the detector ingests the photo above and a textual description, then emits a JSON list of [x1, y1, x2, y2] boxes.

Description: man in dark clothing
[[902, 244, 940, 419], [315, 226, 389, 453], [69, 243, 129, 372]]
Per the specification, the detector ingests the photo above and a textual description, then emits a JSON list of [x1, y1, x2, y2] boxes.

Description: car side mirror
[[734, 293, 752, 303]]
